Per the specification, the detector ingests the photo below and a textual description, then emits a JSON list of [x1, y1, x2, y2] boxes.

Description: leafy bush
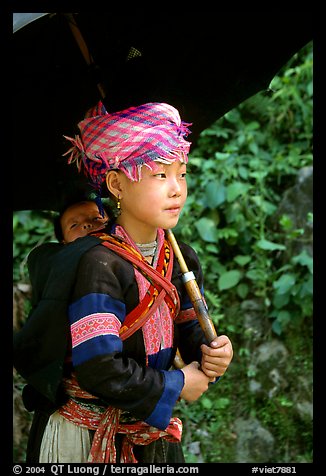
[[172, 41, 313, 463], [174, 41, 313, 336], [13, 210, 56, 282]]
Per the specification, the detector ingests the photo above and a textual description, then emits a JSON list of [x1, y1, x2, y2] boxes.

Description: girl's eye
[[70, 223, 78, 229], [154, 173, 166, 178], [180, 172, 187, 178]]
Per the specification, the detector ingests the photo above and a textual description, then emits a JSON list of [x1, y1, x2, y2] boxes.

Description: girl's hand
[[179, 361, 211, 401], [200, 335, 233, 379]]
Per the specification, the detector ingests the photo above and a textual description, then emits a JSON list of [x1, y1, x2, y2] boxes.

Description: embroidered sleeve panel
[[69, 293, 126, 366], [71, 312, 121, 347]]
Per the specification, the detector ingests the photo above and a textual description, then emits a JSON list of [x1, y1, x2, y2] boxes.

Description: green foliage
[[13, 210, 57, 282], [174, 42, 313, 463], [175, 41, 313, 335]]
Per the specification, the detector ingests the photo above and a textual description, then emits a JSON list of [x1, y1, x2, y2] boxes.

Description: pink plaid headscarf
[[63, 101, 192, 192]]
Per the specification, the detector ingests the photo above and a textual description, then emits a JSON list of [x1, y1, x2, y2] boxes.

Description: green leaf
[[201, 397, 213, 410], [245, 269, 266, 281], [256, 239, 286, 251], [214, 152, 229, 161], [195, 218, 218, 243], [272, 292, 290, 309], [279, 214, 294, 230], [216, 227, 238, 240], [189, 157, 204, 167], [276, 310, 292, 325], [205, 181, 226, 208], [272, 320, 282, 335], [298, 275, 313, 297], [13, 214, 19, 229], [292, 250, 313, 273], [249, 142, 259, 155], [226, 182, 248, 202], [246, 121, 260, 131], [204, 290, 221, 309], [238, 165, 249, 179], [273, 273, 296, 294], [237, 283, 249, 299], [214, 397, 231, 409], [234, 255, 251, 266], [205, 244, 219, 254], [218, 270, 241, 290]]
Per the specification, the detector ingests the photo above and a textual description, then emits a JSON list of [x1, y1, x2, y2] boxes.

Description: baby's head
[[54, 200, 109, 243]]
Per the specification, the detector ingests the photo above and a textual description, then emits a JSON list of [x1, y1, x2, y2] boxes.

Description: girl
[[15, 102, 233, 463]]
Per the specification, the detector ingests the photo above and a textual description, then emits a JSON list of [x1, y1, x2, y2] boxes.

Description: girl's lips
[[165, 207, 180, 213]]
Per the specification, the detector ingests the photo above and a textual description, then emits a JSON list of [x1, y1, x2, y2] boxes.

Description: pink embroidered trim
[[114, 226, 174, 357], [71, 313, 121, 348]]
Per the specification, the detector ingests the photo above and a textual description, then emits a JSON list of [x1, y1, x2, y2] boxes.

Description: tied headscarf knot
[[63, 134, 108, 175], [63, 135, 86, 172]]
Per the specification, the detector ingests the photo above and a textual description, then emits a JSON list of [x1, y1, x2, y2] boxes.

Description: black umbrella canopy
[[13, 12, 312, 212]]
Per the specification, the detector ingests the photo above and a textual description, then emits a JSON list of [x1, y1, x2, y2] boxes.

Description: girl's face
[[60, 201, 108, 243], [114, 160, 187, 242]]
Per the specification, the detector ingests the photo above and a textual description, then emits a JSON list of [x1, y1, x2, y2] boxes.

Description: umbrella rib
[[64, 13, 106, 99]]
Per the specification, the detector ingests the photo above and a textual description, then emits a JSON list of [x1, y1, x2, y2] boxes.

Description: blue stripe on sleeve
[[145, 369, 184, 430], [72, 334, 123, 366]]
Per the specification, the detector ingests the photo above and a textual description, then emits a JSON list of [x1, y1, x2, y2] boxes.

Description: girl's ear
[[105, 171, 123, 199]]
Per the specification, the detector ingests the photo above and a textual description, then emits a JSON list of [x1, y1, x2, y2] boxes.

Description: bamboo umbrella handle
[[166, 229, 218, 343], [173, 348, 186, 370]]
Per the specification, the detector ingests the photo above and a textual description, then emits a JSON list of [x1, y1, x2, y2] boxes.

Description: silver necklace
[[136, 240, 157, 257]]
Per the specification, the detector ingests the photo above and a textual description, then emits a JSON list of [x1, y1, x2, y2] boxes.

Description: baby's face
[[60, 201, 108, 243]]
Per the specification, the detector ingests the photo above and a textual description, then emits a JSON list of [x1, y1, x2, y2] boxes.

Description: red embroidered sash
[[58, 376, 182, 463]]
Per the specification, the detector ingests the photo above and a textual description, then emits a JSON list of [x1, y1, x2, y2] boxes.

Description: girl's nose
[[169, 179, 182, 197]]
